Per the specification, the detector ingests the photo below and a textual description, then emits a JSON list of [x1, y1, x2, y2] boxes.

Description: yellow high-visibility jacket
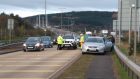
[[57, 36, 64, 44], [80, 35, 84, 43]]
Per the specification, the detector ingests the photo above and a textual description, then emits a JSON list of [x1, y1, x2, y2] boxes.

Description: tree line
[[0, 12, 54, 41]]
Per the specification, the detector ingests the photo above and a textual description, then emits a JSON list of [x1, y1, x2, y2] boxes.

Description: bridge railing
[[114, 46, 140, 79]]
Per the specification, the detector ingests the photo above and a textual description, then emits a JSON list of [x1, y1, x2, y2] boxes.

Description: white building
[[113, 0, 140, 31]]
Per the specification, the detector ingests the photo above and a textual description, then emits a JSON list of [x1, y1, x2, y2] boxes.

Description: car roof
[[28, 37, 40, 38], [88, 36, 104, 39], [41, 36, 51, 37]]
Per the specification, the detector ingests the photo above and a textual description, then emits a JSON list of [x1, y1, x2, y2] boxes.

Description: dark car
[[23, 37, 44, 52], [41, 36, 53, 48]]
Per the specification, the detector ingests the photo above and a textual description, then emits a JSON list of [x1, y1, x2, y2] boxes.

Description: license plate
[[91, 48, 96, 51], [28, 47, 33, 48], [65, 45, 70, 46]]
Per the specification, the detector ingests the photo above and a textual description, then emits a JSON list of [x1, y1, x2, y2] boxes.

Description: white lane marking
[[0, 70, 54, 73]]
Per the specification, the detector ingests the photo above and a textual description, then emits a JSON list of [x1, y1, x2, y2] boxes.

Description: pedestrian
[[110, 35, 115, 44], [57, 34, 64, 50], [110, 35, 115, 51], [80, 33, 84, 48]]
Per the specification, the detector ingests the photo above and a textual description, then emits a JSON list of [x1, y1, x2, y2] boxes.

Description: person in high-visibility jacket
[[80, 34, 84, 48], [57, 34, 64, 50]]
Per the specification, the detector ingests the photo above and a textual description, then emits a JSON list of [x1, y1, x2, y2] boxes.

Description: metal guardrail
[[114, 46, 140, 79], [0, 42, 23, 48]]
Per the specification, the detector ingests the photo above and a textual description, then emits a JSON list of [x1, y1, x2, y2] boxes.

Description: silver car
[[82, 36, 112, 54]]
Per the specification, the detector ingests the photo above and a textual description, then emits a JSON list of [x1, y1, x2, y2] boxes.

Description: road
[[0, 46, 81, 79]]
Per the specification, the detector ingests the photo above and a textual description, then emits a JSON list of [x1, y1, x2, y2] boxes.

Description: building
[[113, 0, 140, 31]]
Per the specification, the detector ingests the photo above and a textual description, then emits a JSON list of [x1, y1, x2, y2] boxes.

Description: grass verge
[[57, 54, 94, 79], [112, 51, 132, 79]]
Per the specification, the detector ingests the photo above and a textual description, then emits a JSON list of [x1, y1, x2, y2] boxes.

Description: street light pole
[[60, 8, 66, 29], [60, 9, 63, 29], [134, 0, 137, 62], [119, 0, 122, 47], [138, 27, 140, 42], [45, 0, 47, 36], [129, 4, 135, 45], [115, 20, 118, 45]]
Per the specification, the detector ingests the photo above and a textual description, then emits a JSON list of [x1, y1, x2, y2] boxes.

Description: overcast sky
[[0, 0, 118, 17]]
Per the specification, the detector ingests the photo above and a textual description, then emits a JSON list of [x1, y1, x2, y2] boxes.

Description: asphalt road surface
[[0, 46, 117, 79], [0, 46, 81, 79]]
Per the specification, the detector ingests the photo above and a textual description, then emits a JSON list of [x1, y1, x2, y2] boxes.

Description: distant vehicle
[[0, 41, 5, 46], [101, 30, 108, 37], [62, 34, 77, 49], [82, 36, 112, 54], [41, 36, 53, 48], [86, 31, 92, 35], [23, 37, 44, 52]]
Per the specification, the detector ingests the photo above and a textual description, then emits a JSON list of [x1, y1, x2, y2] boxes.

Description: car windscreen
[[26, 37, 40, 42], [85, 38, 104, 43], [63, 36, 74, 39], [41, 37, 50, 41]]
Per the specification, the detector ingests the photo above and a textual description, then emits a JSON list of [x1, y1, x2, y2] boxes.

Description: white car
[[82, 36, 112, 54], [62, 34, 77, 49]]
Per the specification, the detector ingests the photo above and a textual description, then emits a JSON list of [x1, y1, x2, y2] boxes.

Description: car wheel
[[23, 49, 26, 52], [73, 46, 77, 49], [24, 49, 28, 52], [42, 48, 44, 51], [103, 51, 106, 55], [51, 45, 53, 48], [82, 52, 85, 54]]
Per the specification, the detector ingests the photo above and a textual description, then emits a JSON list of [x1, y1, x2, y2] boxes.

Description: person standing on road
[[57, 34, 64, 50], [110, 35, 115, 51], [80, 34, 84, 48]]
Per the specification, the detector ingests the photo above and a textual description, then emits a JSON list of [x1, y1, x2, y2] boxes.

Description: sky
[[0, 0, 118, 17]]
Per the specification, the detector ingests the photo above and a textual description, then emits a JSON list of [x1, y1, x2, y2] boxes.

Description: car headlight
[[99, 45, 105, 48], [35, 43, 40, 47], [23, 43, 26, 47]]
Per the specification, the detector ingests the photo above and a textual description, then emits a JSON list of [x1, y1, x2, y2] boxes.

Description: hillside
[[24, 11, 117, 32]]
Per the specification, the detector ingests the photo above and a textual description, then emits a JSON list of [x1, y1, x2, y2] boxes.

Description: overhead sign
[[8, 19, 14, 30]]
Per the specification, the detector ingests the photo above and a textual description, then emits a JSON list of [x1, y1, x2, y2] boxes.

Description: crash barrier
[[0, 42, 23, 48], [114, 46, 140, 79]]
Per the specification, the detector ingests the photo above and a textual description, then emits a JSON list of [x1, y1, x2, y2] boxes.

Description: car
[[75, 36, 80, 47], [62, 34, 77, 49], [82, 36, 112, 54], [0, 41, 5, 46], [41, 36, 53, 48], [23, 37, 44, 52]]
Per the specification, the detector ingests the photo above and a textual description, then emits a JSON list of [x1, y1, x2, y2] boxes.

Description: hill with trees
[[25, 11, 117, 33]]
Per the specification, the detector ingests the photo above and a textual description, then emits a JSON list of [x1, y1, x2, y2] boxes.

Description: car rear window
[[26, 37, 40, 42], [63, 36, 74, 39], [86, 38, 103, 43]]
